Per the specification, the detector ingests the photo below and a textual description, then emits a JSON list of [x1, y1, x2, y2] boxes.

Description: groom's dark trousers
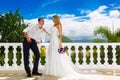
[[23, 38, 40, 74]]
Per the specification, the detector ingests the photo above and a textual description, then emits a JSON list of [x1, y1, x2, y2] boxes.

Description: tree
[[0, 9, 27, 42], [93, 26, 120, 42]]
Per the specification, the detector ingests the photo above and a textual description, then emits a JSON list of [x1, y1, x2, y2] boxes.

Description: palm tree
[[0, 9, 27, 42], [115, 28, 120, 41], [93, 26, 120, 42]]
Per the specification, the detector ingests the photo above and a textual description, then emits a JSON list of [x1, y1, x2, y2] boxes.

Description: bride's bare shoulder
[[56, 24, 62, 29]]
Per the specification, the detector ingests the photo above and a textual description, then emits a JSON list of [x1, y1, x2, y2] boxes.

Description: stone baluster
[[82, 45, 86, 65], [90, 45, 94, 65], [112, 44, 117, 75], [68, 45, 72, 60], [20, 45, 24, 68], [104, 45, 108, 65], [13, 45, 17, 67], [4, 45, 9, 68], [96, 45, 101, 66], [75, 45, 79, 66]]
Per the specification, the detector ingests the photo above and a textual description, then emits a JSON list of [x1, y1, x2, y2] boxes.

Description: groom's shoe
[[32, 72, 42, 76], [27, 73, 32, 77]]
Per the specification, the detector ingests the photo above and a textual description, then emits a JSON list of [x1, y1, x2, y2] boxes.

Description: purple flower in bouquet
[[58, 48, 66, 54]]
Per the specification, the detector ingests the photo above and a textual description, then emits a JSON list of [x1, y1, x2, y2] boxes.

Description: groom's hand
[[26, 37, 32, 43]]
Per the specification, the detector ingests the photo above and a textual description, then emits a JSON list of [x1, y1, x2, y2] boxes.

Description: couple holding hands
[[23, 15, 78, 79]]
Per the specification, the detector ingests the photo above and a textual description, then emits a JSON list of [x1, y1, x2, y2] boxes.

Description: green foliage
[[100, 46, 105, 64], [86, 51, 90, 64], [0, 46, 5, 66], [93, 47, 98, 64], [71, 46, 75, 51], [64, 46, 69, 55], [91, 38, 106, 43], [40, 46, 46, 65], [70, 46, 76, 64], [93, 26, 120, 42], [71, 51, 76, 64], [40, 56, 46, 65], [16, 46, 22, 65], [94, 26, 112, 41], [115, 46, 120, 65], [107, 46, 113, 64], [78, 52, 83, 64], [8, 46, 13, 66], [78, 46, 83, 64], [115, 29, 120, 42], [0, 9, 27, 42]]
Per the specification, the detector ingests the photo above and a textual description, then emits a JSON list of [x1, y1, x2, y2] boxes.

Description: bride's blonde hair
[[52, 15, 61, 26]]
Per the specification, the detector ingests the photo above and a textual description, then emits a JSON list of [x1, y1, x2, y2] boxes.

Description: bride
[[43, 15, 120, 80], [43, 15, 81, 79]]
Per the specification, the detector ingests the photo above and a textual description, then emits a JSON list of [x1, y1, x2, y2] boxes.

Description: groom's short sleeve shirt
[[23, 24, 46, 42]]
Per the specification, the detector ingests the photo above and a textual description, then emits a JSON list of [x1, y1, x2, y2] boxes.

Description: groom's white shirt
[[23, 24, 46, 42]]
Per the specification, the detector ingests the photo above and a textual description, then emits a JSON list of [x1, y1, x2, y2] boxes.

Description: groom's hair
[[38, 18, 44, 22]]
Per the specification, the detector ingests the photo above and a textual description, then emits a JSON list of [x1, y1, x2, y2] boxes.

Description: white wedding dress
[[45, 27, 120, 80]]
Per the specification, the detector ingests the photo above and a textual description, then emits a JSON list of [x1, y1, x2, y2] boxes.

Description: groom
[[23, 18, 46, 77]]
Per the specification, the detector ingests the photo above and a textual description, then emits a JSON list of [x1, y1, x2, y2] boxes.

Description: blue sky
[[0, 0, 120, 41], [0, 0, 119, 19]]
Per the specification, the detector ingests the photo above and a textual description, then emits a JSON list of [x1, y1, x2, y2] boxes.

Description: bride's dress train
[[45, 27, 120, 80]]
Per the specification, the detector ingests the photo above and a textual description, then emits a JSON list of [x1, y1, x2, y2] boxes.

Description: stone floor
[[0, 70, 59, 80], [0, 74, 59, 80], [0, 70, 120, 80]]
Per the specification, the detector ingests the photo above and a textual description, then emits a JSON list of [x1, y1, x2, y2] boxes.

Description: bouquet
[[58, 48, 66, 54]]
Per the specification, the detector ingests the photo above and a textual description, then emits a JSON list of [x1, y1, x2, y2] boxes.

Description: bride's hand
[[43, 28, 51, 36], [36, 40, 42, 44]]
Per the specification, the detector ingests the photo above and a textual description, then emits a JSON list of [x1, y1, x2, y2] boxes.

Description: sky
[[0, 0, 120, 42]]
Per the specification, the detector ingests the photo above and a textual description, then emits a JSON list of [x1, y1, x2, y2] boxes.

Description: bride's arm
[[45, 31, 51, 36], [58, 24, 62, 48], [43, 28, 51, 36]]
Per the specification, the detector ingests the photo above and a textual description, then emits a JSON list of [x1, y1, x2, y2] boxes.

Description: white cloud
[[24, 18, 53, 31], [24, 5, 120, 41], [87, 6, 108, 21], [80, 9, 91, 14], [24, 19, 38, 24], [109, 10, 120, 18], [97, 6, 107, 12]]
